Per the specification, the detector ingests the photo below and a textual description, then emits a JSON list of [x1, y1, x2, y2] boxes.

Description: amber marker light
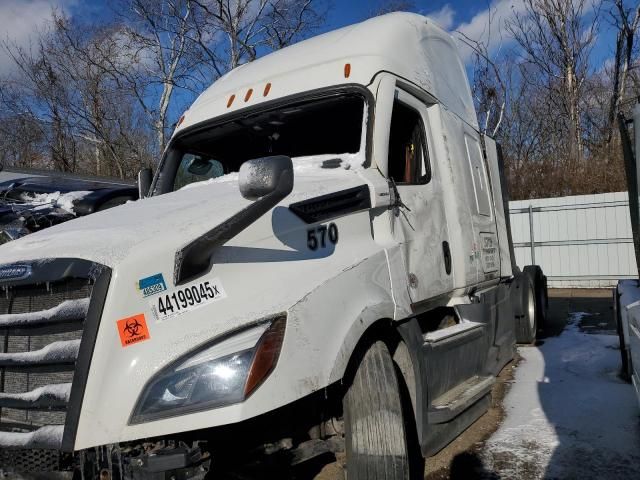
[[176, 114, 185, 127], [344, 63, 351, 78], [244, 316, 286, 397], [245, 88, 254, 102], [263, 82, 272, 97], [227, 94, 236, 108]]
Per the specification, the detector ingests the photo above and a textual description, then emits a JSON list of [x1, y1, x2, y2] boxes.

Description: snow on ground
[[483, 313, 640, 479]]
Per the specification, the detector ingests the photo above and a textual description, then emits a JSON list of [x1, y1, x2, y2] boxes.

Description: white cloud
[[0, 0, 76, 74], [426, 4, 455, 31], [454, 0, 527, 63]]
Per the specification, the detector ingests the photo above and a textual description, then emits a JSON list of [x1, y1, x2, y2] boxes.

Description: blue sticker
[[138, 273, 167, 298]]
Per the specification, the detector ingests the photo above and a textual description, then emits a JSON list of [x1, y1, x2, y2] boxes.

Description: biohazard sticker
[[117, 313, 151, 347]]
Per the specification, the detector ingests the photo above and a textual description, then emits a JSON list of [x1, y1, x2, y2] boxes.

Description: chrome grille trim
[[0, 383, 71, 409], [0, 299, 90, 329], [0, 340, 80, 367], [0, 425, 64, 449]]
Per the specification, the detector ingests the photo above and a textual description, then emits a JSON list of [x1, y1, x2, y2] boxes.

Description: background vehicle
[[616, 102, 640, 400], [0, 167, 138, 243], [0, 13, 546, 479]]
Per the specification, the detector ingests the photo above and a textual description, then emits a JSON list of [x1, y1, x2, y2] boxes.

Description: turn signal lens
[[344, 63, 351, 78], [244, 316, 286, 396]]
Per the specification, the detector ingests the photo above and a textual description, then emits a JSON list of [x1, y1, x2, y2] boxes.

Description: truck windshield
[[155, 93, 366, 193]]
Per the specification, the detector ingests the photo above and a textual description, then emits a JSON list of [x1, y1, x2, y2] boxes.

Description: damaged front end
[[0, 258, 209, 480], [1, 441, 210, 480], [0, 256, 344, 479]]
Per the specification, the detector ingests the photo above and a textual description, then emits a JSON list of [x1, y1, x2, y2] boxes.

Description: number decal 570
[[307, 223, 339, 251]]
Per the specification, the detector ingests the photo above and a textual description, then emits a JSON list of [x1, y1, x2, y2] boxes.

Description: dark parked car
[[0, 168, 138, 243]]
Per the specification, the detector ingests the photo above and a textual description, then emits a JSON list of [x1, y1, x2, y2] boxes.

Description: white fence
[[509, 192, 637, 288]]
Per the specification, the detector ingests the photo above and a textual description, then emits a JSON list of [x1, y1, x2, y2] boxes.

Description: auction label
[[150, 277, 226, 322], [138, 273, 167, 298]]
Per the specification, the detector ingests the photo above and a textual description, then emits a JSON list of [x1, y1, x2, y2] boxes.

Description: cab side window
[[388, 100, 431, 185]]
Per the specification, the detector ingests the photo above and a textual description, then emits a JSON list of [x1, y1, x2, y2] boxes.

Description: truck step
[[428, 375, 495, 424], [422, 321, 484, 345]]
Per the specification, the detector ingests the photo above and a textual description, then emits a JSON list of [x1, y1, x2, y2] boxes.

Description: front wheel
[[343, 341, 415, 480]]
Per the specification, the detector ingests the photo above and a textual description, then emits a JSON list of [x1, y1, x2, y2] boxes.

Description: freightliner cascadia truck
[[0, 12, 546, 480]]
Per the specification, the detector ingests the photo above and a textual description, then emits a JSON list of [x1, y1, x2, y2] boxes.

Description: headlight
[[130, 315, 286, 424]]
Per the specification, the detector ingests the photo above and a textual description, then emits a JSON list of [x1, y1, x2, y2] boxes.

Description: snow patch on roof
[[19, 190, 92, 215]]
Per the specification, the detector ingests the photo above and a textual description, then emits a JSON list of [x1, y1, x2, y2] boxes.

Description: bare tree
[[189, 0, 325, 73], [0, 1, 329, 176], [0, 13, 153, 177], [457, 7, 508, 137], [606, 0, 640, 142], [507, 0, 600, 168], [120, 0, 326, 152], [123, 0, 200, 153]]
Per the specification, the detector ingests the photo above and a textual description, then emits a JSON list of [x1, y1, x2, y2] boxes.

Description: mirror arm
[[173, 168, 293, 286], [138, 168, 153, 199]]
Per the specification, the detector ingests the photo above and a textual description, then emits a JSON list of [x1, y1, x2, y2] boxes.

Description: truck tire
[[512, 273, 537, 344], [524, 265, 547, 331], [343, 341, 413, 480]]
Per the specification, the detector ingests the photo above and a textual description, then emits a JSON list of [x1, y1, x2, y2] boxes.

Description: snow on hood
[[0, 167, 365, 268]]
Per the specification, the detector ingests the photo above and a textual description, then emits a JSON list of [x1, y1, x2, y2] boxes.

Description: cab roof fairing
[[175, 12, 478, 134]]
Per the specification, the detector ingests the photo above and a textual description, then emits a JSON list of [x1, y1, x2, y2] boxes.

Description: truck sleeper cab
[[0, 12, 546, 479]]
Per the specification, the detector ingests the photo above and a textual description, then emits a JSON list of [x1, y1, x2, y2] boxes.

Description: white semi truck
[[0, 13, 546, 479]]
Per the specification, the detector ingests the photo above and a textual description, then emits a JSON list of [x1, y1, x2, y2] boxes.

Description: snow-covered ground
[[483, 313, 640, 479]]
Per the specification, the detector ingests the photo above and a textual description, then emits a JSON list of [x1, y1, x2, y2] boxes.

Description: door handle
[[442, 241, 452, 275]]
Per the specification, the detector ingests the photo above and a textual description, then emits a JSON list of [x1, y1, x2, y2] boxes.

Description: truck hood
[[0, 169, 366, 268]]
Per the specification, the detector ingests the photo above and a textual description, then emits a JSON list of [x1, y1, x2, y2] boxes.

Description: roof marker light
[[263, 83, 272, 97], [227, 94, 236, 108], [245, 88, 254, 102], [344, 63, 351, 78]]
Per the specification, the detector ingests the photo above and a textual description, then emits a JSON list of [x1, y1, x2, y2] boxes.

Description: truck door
[[389, 89, 453, 306]]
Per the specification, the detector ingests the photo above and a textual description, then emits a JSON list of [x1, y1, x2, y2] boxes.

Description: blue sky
[[0, 0, 621, 75], [0, 0, 625, 126]]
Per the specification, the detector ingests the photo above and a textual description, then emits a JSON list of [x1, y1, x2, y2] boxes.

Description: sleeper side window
[[464, 134, 492, 216], [388, 100, 431, 185]]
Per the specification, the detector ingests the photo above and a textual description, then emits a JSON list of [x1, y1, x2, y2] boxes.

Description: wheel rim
[[527, 287, 536, 331]]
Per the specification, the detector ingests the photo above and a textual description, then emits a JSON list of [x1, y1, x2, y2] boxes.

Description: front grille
[[0, 259, 109, 465], [0, 448, 62, 473]]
